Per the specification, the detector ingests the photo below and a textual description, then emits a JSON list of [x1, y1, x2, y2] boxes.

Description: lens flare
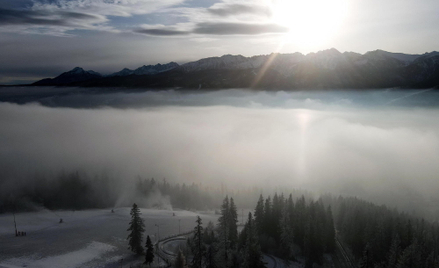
[[272, 0, 348, 45]]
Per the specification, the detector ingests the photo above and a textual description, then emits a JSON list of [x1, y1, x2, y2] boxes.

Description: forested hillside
[[326, 195, 439, 268]]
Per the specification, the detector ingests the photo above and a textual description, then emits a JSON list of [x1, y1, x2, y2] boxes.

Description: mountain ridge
[[31, 49, 439, 89]]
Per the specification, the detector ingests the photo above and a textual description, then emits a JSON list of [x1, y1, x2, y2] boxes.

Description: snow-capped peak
[[67, 67, 101, 76], [107, 68, 134, 77], [71, 67, 85, 74], [133, 62, 179, 75], [181, 54, 265, 72], [365, 49, 421, 65]]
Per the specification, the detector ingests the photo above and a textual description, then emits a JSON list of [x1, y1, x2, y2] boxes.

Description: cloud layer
[[134, 22, 289, 36], [0, 7, 106, 27], [1, 89, 439, 217]]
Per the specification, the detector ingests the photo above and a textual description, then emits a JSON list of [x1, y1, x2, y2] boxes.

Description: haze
[[1, 89, 439, 219]]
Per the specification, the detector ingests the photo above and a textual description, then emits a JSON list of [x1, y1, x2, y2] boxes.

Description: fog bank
[[1, 89, 439, 217]]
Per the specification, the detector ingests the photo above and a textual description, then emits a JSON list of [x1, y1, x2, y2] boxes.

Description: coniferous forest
[[0, 171, 312, 213], [2, 171, 439, 267], [186, 194, 335, 268], [186, 194, 439, 268], [327, 195, 439, 268]]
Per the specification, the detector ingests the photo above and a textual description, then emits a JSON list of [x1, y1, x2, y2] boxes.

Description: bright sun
[[271, 0, 347, 45]]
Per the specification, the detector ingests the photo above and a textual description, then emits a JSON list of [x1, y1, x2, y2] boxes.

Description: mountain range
[[32, 49, 439, 89]]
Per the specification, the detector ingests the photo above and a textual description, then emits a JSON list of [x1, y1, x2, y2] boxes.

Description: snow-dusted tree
[[325, 205, 336, 253], [280, 204, 294, 260], [217, 196, 230, 268], [144, 235, 154, 266], [228, 197, 238, 248], [204, 244, 218, 268], [191, 216, 205, 268], [127, 203, 145, 255], [387, 234, 401, 268], [396, 240, 422, 268], [254, 194, 264, 235], [242, 212, 265, 268]]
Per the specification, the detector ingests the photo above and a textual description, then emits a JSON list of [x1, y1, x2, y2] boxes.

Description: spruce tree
[[272, 193, 281, 242], [217, 196, 230, 268], [204, 244, 218, 268], [127, 203, 145, 255], [263, 196, 272, 236], [144, 235, 154, 266], [287, 194, 295, 224], [325, 205, 336, 253], [191, 216, 205, 268], [254, 194, 265, 235], [294, 195, 306, 249], [280, 204, 293, 260], [228, 198, 238, 248], [387, 234, 401, 268], [242, 212, 265, 268]]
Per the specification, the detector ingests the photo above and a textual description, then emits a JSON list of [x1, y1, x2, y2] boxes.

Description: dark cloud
[[135, 22, 288, 36], [0, 0, 33, 9], [193, 22, 288, 35], [134, 28, 190, 36], [0, 8, 103, 27], [208, 4, 271, 17]]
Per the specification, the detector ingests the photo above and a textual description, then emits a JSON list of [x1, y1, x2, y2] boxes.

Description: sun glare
[[272, 0, 347, 45]]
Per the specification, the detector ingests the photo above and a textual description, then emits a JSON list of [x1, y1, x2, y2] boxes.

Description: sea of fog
[[1, 87, 439, 219]]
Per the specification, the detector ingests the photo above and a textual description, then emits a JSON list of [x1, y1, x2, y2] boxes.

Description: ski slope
[[0, 208, 219, 268]]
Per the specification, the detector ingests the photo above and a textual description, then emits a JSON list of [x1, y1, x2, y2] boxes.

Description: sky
[[0, 0, 439, 84]]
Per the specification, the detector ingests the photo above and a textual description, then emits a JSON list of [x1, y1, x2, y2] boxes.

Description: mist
[[1, 88, 439, 218]]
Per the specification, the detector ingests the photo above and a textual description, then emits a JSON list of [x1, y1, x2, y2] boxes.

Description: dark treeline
[[0, 171, 119, 212], [324, 195, 439, 268], [253, 193, 335, 266], [187, 196, 265, 268], [136, 177, 317, 211], [187, 194, 335, 268], [0, 171, 314, 213]]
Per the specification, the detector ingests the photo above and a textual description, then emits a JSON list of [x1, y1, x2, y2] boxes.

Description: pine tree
[[204, 244, 218, 268], [325, 205, 336, 253], [387, 234, 401, 268], [287, 194, 295, 224], [242, 212, 265, 268], [359, 245, 372, 268], [191, 216, 205, 268], [280, 204, 294, 260], [144, 235, 154, 266], [228, 197, 238, 248], [271, 193, 282, 242], [217, 196, 230, 268], [263, 196, 272, 236], [396, 240, 422, 268], [254, 194, 265, 235], [127, 203, 145, 255], [294, 195, 306, 249]]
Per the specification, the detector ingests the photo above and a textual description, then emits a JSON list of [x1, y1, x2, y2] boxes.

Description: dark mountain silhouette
[[32, 49, 439, 89], [32, 67, 102, 86]]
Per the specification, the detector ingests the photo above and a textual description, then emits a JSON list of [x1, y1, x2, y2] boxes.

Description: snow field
[[0, 208, 220, 268]]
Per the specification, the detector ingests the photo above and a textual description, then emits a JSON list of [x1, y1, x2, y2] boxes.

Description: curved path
[[264, 254, 278, 268], [160, 237, 187, 257], [155, 234, 193, 266]]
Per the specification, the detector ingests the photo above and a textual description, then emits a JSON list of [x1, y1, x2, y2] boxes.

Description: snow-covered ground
[[262, 255, 306, 268], [0, 208, 219, 268]]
